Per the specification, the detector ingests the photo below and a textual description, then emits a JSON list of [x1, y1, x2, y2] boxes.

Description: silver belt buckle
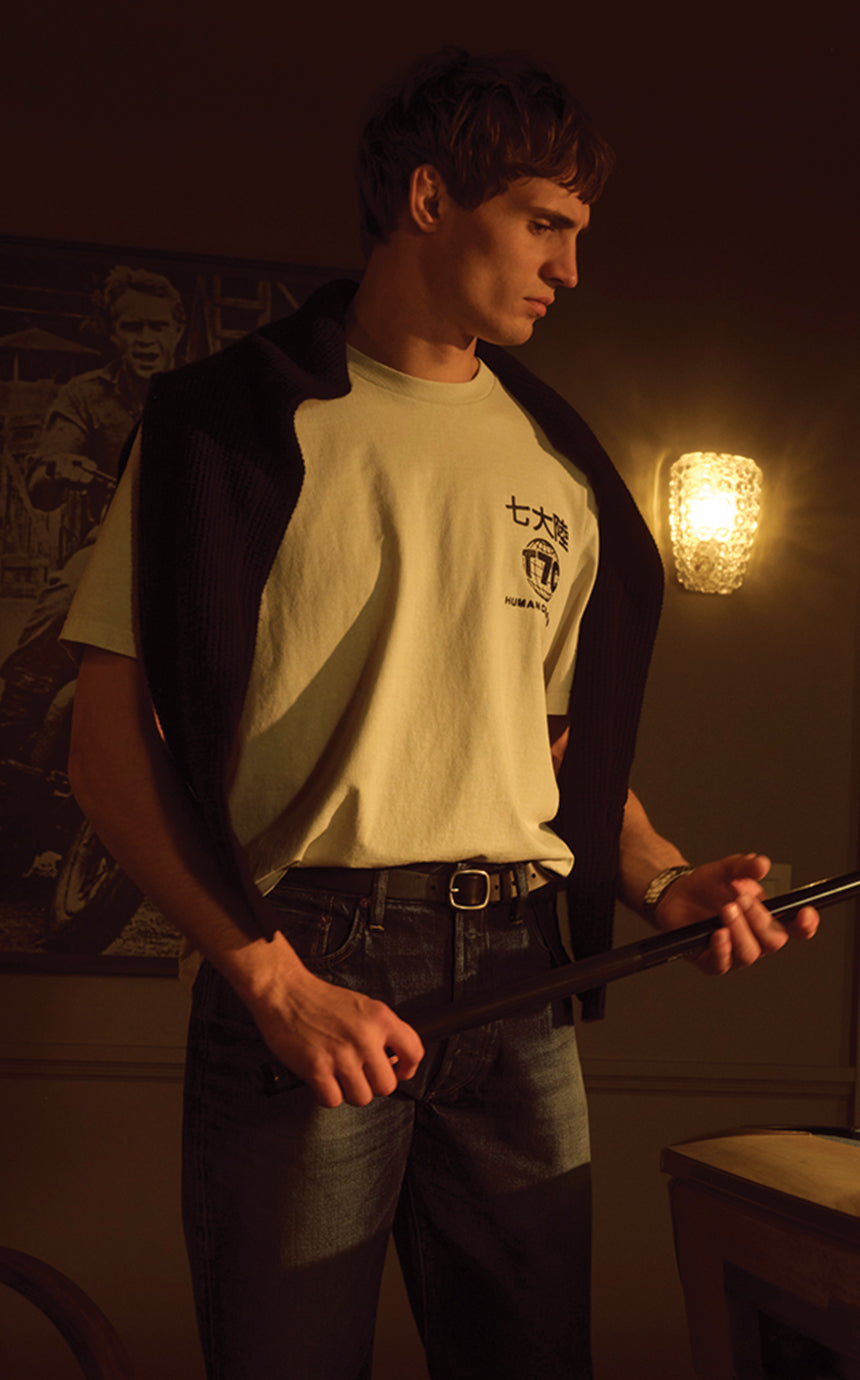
[[448, 866, 492, 910]]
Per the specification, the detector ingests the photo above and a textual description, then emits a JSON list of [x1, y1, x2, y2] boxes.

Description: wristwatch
[[642, 864, 694, 919]]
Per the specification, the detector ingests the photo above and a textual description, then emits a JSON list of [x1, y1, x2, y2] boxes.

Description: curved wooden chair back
[[0, 1247, 135, 1379]]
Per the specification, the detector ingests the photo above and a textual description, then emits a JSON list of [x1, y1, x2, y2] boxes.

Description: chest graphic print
[[504, 493, 570, 625]]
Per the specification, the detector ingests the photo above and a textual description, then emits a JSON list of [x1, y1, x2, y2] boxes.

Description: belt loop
[[370, 868, 389, 928], [513, 863, 530, 922]]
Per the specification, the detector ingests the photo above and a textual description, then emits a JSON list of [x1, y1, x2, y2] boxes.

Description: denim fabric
[[182, 881, 593, 1380]]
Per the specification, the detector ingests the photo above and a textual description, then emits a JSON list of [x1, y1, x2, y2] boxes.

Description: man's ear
[[408, 164, 445, 232]]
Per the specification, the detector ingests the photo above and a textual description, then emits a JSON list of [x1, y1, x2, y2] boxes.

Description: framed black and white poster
[[0, 237, 348, 973]]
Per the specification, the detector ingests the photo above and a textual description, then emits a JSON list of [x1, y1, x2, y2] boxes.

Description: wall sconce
[[668, 452, 762, 594]]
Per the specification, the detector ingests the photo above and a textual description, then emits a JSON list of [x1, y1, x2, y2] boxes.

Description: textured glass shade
[[669, 452, 762, 593]]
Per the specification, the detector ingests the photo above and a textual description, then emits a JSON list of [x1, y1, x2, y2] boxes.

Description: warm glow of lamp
[[669, 452, 762, 594]]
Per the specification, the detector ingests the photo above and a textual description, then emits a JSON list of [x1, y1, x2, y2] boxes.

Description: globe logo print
[[522, 538, 559, 600]]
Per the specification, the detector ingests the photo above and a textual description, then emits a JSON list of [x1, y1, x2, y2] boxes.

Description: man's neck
[[345, 252, 479, 383], [117, 363, 153, 408]]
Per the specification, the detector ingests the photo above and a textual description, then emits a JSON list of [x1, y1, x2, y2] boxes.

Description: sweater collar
[[258, 277, 359, 400], [260, 279, 512, 401]]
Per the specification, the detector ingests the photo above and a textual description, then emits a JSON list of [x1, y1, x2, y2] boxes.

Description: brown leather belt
[[273, 862, 550, 911]]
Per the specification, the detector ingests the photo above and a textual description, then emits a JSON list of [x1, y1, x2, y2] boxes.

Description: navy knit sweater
[[136, 279, 663, 1018]]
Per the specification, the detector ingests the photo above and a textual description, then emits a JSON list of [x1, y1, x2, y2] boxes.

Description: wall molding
[[0, 1043, 186, 1083], [583, 1057, 856, 1101], [0, 1043, 855, 1105]]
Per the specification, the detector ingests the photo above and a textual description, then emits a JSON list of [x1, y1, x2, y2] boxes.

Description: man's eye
[[531, 222, 553, 234]]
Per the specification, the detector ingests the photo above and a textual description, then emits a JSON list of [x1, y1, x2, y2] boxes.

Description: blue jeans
[[182, 877, 593, 1380]]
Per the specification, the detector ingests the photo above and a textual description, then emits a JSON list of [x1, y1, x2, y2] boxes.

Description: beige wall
[[2, 3, 857, 1376]]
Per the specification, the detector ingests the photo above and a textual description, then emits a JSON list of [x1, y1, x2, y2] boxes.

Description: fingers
[[310, 1049, 418, 1110], [318, 1061, 386, 1110], [703, 897, 821, 977], [736, 891, 789, 956], [307, 1052, 394, 1110], [697, 924, 733, 976], [727, 851, 771, 889], [707, 889, 810, 974], [311, 1071, 353, 1110], [788, 905, 820, 940], [674, 855, 821, 979], [387, 1017, 425, 1082], [305, 1013, 425, 1111]]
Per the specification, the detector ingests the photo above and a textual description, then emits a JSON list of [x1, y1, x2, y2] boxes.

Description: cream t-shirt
[[63, 346, 599, 889]]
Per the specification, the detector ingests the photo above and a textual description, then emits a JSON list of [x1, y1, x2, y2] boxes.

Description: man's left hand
[[653, 853, 820, 975]]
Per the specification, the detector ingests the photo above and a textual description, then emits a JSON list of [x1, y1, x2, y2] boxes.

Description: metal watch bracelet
[[641, 864, 694, 919]]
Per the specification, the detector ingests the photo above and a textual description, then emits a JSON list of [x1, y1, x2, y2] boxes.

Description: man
[[63, 49, 818, 1380], [30, 264, 186, 519], [0, 266, 185, 760]]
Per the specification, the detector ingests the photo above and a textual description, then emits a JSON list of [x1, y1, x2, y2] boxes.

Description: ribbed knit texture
[[135, 280, 663, 1018], [475, 343, 664, 1016]]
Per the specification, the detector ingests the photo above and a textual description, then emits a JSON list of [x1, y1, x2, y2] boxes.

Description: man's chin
[[478, 320, 536, 349]]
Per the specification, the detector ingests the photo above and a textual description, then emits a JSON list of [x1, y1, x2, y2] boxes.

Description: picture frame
[[0, 235, 353, 974]]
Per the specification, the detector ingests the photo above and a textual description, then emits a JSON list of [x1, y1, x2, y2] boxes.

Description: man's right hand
[[44, 453, 99, 486], [239, 932, 425, 1108], [65, 453, 98, 481]]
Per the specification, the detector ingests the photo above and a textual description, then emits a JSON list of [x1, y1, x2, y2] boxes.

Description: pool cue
[[413, 869, 860, 1044], [259, 869, 860, 1093]]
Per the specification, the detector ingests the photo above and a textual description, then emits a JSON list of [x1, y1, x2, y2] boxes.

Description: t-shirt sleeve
[[60, 430, 140, 661]]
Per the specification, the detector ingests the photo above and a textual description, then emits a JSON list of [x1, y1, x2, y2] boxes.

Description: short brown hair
[[356, 47, 614, 255]]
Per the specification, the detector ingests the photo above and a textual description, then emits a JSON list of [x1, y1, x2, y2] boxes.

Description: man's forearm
[[68, 646, 425, 1106], [68, 646, 300, 1001], [616, 789, 690, 918]]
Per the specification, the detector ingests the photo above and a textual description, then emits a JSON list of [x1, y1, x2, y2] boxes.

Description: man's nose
[[544, 243, 579, 290]]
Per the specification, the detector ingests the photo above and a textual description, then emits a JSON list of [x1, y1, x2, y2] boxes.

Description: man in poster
[[0, 266, 185, 764]]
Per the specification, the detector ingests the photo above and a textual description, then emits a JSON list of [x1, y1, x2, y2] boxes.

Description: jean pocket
[[267, 889, 368, 971]]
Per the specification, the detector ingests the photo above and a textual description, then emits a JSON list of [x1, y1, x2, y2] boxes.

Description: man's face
[[427, 176, 591, 349], [109, 289, 183, 379]]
